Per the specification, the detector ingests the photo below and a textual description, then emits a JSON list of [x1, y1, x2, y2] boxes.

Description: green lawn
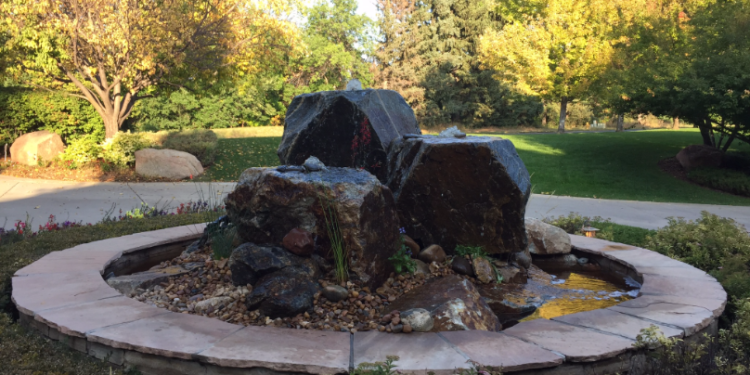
[[496, 129, 750, 205], [198, 128, 750, 206]]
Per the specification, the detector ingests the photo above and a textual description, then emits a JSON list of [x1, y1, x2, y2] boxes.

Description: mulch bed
[[658, 157, 746, 198], [0, 160, 180, 182]]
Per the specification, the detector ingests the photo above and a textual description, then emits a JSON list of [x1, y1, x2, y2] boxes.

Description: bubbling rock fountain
[[119, 88, 637, 333]]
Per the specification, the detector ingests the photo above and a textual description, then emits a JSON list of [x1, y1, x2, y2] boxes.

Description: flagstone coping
[[11, 229, 726, 375]]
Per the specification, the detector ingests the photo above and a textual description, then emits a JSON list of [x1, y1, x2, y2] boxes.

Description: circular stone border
[[11, 225, 727, 375]]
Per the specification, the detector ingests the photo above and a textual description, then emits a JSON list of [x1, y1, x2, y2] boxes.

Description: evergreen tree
[[415, 0, 542, 127], [374, 0, 425, 112]]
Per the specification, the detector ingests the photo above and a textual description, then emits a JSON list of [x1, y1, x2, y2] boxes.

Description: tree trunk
[[616, 114, 624, 132], [558, 97, 568, 133], [672, 117, 680, 130], [104, 117, 119, 140], [699, 118, 715, 146]]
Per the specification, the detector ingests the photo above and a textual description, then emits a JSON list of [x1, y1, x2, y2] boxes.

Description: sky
[[356, 0, 378, 19]]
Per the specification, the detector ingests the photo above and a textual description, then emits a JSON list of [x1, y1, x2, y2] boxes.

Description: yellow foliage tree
[[1, 0, 299, 138], [480, 0, 618, 132]]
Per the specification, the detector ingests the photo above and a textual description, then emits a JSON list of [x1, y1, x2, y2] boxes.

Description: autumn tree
[[286, 0, 374, 96], [1, 0, 299, 138], [605, 0, 750, 148], [479, 0, 618, 132]]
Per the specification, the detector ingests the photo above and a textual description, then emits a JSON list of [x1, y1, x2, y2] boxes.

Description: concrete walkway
[[1, 175, 748, 231]]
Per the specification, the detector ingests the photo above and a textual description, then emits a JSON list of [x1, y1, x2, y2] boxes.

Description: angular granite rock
[[278, 89, 421, 181], [229, 243, 300, 286], [245, 259, 321, 317], [526, 218, 571, 255], [225, 167, 400, 289], [387, 136, 531, 255], [388, 275, 501, 331]]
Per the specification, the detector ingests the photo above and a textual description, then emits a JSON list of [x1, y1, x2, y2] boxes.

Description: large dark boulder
[[245, 259, 321, 317], [676, 144, 722, 171], [388, 275, 501, 331], [277, 89, 421, 181], [224, 167, 400, 289], [387, 135, 531, 255], [228, 243, 300, 286]]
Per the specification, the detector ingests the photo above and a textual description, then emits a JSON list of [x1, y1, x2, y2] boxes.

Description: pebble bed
[[130, 247, 458, 333]]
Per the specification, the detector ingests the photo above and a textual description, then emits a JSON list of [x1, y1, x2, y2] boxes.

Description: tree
[[1, 0, 299, 138], [374, 0, 425, 111], [286, 0, 374, 96], [479, 0, 617, 132], [608, 0, 750, 149]]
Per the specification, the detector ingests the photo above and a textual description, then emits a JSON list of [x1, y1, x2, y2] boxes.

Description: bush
[[160, 129, 218, 165], [688, 167, 750, 197], [101, 132, 154, 167], [645, 211, 750, 321], [0, 86, 104, 144], [59, 135, 104, 166]]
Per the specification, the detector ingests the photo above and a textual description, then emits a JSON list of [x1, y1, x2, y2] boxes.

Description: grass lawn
[[496, 129, 750, 206], [197, 127, 750, 205]]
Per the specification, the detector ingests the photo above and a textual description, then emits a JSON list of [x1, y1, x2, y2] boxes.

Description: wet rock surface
[[278, 89, 421, 181], [526, 218, 572, 255], [387, 136, 531, 255], [388, 275, 502, 331], [225, 167, 400, 289]]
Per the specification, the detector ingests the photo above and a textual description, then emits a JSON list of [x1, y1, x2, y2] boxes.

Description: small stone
[[378, 325, 386, 332], [391, 324, 404, 333], [419, 245, 446, 264], [351, 290, 359, 298], [303, 156, 326, 172], [513, 249, 532, 269], [452, 256, 473, 275], [391, 316, 401, 325], [322, 285, 349, 302], [437, 126, 466, 138], [413, 259, 430, 276], [400, 308, 434, 332], [282, 228, 315, 256], [578, 257, 589, 265], [472, 257, 496, 284], [403, 324, 413, 333]]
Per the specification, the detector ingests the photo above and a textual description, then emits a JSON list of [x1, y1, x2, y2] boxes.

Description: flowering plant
[[389, 227, 416, 274]]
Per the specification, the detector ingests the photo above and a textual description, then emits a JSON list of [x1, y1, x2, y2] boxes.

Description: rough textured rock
[[472, 257, 496, 284], [414, 259, 430, 276], [513, 248, 532, 270], [282, 228, 315, 257], [106, 266, 189, 295], [419, 245, 446, 264], [387, 136, 531, 255], [400, 308, 434, 332], [452, 257, 473, 276], [526, 218, 572, 255], [278, 89, 421, 181], [225, 167, 400, 289], [388, 275, 501, 331], [229, 243, 299, 286], [322, 285, 349, 302], [676, 144, 722, 171], [135, 148, 203, 180], [533, 254, 579, 270], [10, 130, 65, 166], [495, 264, 527, 284], [245, 260, 321, 317]]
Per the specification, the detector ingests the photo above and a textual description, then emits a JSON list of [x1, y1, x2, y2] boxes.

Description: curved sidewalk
[[1, 175, 748, 230]]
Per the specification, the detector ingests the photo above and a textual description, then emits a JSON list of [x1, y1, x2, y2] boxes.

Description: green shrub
[[101, 132, 154, 167], [160, 129, 218, 165], [59, 135, 103, 166], [645, 211, 750, 321], [688, 167, 750, 197], [543, 212, 656, 247], [0, 86, 104, 144]]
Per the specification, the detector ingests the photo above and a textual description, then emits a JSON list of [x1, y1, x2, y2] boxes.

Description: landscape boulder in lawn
[[277, 89, 421, 181], [387, 136, 531, 255], [10, 130, 65, 166], [526, 218, 571, 255], [224, 166, 400, 289], [388, 275, 501, 331], [676, 144, 722, 171], [135, 148, 203, 180]]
